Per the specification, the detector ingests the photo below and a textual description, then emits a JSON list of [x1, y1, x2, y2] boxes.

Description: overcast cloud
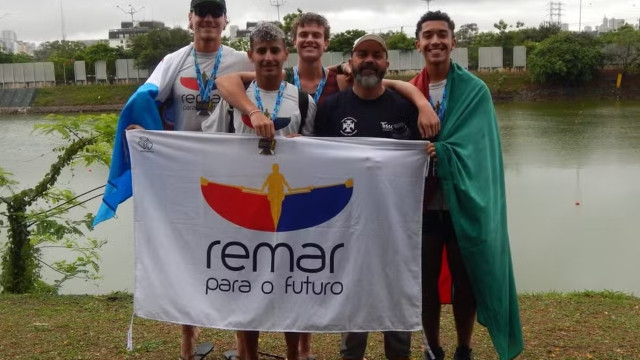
[[1, 0, 639, 44]]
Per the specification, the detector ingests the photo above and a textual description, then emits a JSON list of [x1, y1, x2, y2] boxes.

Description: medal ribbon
[[293, 66, 327, 103], [192, 47, 223, 102], [253, 81, 286, 120]]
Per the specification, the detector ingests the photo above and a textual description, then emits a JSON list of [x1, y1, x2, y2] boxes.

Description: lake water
[[1, 101, 639, 296]]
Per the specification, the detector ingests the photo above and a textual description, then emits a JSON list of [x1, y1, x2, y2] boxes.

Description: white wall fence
[[2, 46, 531, 88], [285, 47, 525, 73], [0, 63, 56, 88]]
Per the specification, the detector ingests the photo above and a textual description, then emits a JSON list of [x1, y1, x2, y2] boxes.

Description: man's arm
[[215, 72, 275, 138], [383, 79, 440, 139]]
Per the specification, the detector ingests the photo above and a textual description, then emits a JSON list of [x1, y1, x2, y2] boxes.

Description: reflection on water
[[1, 102, 639, 295]]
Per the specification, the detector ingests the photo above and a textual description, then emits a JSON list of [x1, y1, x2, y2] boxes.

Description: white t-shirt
[[202, 81, 316, 136], [169, 45, 252, 131]]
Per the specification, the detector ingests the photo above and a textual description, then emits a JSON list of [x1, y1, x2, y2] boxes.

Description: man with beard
[[412, 10, 523, 360], [215, 12, 439, 140], [314, 34, 418, 360]]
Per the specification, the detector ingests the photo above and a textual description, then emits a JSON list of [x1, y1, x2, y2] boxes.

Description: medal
[[258, 138, 276, 155]]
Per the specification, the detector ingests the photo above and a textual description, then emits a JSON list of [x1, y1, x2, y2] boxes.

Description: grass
[[1, 291, 639, 359], [33, 84, 138, 107]]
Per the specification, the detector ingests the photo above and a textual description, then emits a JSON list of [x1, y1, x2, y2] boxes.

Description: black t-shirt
[[314, 88, 419, 139]]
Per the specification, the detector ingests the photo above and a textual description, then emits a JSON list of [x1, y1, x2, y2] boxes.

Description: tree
[[281, 9, 303, 38], [229, 38, 250, 52], [381, 31, 415, 51], [0, 114, 116, 294], [0, 51, 33, 64], [327, 29, 366, 53], [129, 27, 191, 71], [455, 23, 479, 47], [528, 32, 603, 85], [600, 25, 640, 73], [83, 42, 126, 79], [493, 19, 509, 34], [34, 41, 87, 84]]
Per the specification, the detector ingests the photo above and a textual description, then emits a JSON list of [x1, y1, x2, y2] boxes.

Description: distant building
[[229, 21, 267, 41], [108, 20, 165, 49], [76, 39, 109, 47], [584, 25, 593, 32], [16, 41, 36, 55], [1, 30, 18, 53], [609, 18, 625, 30], [598, 16, 626, 33], [561, 23, 569, 31]]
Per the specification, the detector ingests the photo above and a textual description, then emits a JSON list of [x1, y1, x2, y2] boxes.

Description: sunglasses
[[192, 6, 225, 18]]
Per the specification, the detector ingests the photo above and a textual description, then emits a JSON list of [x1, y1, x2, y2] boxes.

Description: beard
[[353, 64, 386, 88]]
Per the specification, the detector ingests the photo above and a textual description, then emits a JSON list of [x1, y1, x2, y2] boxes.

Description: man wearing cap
[[92, 1, 254, 359], [314, 34, 418, 360], [214, 13, 439, 140], [411, 10, 523, 360]]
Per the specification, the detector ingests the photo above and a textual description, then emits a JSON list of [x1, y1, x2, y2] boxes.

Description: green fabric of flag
[[432, 62, 524, 359]]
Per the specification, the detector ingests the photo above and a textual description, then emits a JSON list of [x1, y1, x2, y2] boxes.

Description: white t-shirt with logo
[[170, 45, 252, 131], [202, 81, 316, 136]]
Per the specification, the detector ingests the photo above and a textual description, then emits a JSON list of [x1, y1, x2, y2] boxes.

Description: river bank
[[1, 70, 638, 115], [1, 291, 638, 359]]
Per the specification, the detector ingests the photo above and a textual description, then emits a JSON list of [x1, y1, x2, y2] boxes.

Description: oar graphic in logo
[[201, 164, 354, 232]]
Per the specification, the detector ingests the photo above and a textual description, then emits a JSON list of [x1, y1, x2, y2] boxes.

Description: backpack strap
[[298, 89, 309, 134], [227, 106, 235, 133]]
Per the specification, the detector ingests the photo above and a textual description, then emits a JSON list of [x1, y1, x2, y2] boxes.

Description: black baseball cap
[[191, 0, 226, 10]]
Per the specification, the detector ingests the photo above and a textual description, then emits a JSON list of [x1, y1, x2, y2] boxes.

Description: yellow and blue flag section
[[92, 83, 163, 226]]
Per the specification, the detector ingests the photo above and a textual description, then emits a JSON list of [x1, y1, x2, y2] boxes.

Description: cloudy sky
[[1, 0, 639, 44]]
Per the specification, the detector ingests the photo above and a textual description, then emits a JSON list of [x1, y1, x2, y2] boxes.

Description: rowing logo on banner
[[201, 163, 354, 232], [137, 136, 154, 152]]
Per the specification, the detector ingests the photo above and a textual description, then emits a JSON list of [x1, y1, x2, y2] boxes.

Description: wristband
[[247, 109, 261, 118]]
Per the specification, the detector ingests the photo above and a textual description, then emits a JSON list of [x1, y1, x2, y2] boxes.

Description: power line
[[420, 0, 435, 11], [59, 0, 66, 41], [269, 0, 285, 22], [548, 1, 564, 25], [116, 4, 145, 39], [116, 4, 145, 28]]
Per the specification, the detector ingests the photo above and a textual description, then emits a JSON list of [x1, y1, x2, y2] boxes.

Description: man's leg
[[181, 325, 200, 359], [444, 213, 476, 350], [284, 332, 301, 360], [242, 330, 260, 360], [298, 332, 313, 359], [382, 331, 411, 360], [236, 331, 247, 359], [422, 211, 445, 353], [340, 332, 368, 360]]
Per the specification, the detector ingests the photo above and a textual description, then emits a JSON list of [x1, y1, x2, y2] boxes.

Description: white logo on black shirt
[[341, 117, 358, 136]]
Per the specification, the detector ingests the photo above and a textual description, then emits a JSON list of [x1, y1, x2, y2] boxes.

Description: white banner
[[128, 131, 429, 332]]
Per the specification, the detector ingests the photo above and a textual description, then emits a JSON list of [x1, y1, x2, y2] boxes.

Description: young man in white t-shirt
[[201, 22, 315, 360], [126, 1, 253, 359], [202, 23, 315, 136]]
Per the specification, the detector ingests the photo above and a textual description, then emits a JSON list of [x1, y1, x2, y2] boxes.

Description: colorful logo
[[201, 164, 353, 232], [180, 76, 218, 91]]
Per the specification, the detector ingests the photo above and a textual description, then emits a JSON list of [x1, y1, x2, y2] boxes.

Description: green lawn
[[0, 291, 638, 359]]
